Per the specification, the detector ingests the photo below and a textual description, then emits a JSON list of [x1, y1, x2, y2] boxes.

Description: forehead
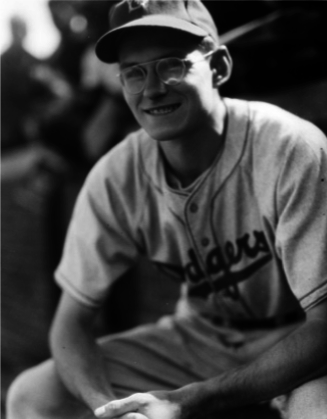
[[117, 29, 200, 65]]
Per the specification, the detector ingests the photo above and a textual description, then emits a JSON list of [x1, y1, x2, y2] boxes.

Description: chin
[[143, 120, 187, 141], [146, 128, 181, 142]]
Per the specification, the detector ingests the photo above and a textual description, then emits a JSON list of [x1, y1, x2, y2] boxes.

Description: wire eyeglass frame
[[117, 50, 216, 95]]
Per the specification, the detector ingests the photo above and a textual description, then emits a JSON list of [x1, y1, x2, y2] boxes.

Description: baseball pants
[[6, 313, 327, 419]]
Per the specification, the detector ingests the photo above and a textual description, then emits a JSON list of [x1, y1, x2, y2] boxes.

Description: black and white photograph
[[2, 1, 327, 418]]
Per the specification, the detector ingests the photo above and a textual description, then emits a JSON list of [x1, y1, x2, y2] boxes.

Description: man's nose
[[143, 68, 167, 98]]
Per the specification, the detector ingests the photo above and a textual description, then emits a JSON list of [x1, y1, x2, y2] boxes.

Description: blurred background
[[1, 1, 327, 417]]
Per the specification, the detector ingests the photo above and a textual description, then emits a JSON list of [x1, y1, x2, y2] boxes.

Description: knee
[[7, 359, 90, 419], [284, 376, 327, 419], [6, 360, 61, 419], [6, 367, 38, 419]]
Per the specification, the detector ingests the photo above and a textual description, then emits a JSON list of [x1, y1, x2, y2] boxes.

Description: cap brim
[[95, 15, 207, 63]]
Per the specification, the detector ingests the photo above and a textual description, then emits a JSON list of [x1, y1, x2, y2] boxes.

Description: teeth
[[147, 104, 179, 115]]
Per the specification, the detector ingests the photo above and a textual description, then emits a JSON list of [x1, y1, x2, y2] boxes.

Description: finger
[[120, 413, 148, 419], [94, 397, 140, 418], [94, 407, 147, 419]]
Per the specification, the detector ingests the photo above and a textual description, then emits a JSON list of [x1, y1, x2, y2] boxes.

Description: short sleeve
[[275, 128, 327, 311], [55, 150, 142, 307]]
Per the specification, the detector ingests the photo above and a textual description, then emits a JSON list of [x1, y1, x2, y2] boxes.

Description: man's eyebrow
[[120, 50, 187, 69]]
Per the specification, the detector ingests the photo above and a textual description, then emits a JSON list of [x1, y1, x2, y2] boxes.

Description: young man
[[7, 1, 327, 418]]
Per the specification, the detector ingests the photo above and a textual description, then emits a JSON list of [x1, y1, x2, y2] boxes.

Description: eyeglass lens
[[157, 58, 185, 85], [122, 57, 185, 94]]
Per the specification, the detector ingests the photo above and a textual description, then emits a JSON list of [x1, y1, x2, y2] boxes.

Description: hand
[[94, 391, 181, 419]]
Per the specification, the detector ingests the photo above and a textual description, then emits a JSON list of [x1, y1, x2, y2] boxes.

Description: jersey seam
[[303, 294, 327, 312], [298, 279, 327, 302], [55, 272, 103, 307]]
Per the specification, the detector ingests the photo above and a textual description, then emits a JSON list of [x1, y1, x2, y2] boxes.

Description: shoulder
[[225, 99, 327, 206], [77, 127, 159, 223], [225, 99, 327, 174], [70, 128, 155, 236], [98, 128, 149, 172], [247, 100, 327, 155], [86, 127, 151, 189]]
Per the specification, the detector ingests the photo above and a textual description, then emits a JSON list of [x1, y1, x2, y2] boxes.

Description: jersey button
[[190, 203, 198, 213], [201, 238, 210, 247]]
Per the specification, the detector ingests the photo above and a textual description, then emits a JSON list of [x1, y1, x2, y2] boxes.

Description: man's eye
[[125, 68, 143, 81]]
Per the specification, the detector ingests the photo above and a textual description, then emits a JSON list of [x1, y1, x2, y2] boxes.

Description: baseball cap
[[95, 0, 219, 63]]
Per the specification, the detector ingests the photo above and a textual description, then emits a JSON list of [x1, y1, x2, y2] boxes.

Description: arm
[[49, 291, 116, 413], [173, 298, 327, 418], [94, 298, 327, 418]]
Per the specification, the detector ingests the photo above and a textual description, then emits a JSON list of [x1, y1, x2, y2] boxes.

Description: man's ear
[[211, 46, 233, 87]]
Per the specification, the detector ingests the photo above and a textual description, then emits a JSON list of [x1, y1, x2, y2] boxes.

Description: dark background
[[2, 1, 327, 417]]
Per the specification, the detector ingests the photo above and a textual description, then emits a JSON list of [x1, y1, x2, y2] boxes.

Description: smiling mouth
[[145, 104, 181, 116]]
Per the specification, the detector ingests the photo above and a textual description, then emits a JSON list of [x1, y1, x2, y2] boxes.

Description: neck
[[159, 99, 227, 188]]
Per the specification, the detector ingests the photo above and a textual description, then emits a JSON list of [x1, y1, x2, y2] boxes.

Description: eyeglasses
[[118, 50, 215, 95]]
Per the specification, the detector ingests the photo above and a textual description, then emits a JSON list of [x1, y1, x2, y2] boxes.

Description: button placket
[[189, 202, 198, 213], [201, 237, 210, 247]]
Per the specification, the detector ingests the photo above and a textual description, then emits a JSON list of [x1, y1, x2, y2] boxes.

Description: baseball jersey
[[55, 98, 327, 328]]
